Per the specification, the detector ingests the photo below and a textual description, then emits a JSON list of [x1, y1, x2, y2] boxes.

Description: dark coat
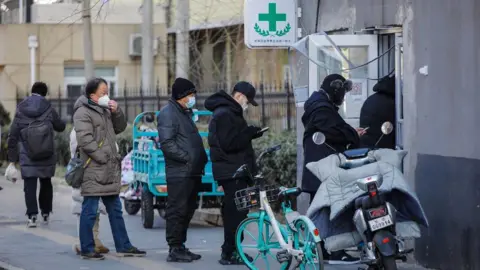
[[205, 91, 258, 181], [360, 76, 396, 149], [301, 90, 359, 194], [7, 94, 66, 178], [157, 99, 208, 179]]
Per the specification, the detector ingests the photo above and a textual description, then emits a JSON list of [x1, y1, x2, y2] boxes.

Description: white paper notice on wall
[[343, 78, 368, 119]]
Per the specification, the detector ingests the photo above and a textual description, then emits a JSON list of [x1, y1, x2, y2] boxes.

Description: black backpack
[[20, 107, 54, 160]]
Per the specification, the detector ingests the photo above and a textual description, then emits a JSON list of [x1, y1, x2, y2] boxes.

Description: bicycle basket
[[234, 185, 279, 211]]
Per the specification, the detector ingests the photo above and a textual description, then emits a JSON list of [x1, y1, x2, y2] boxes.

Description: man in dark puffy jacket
[[157, 77, 208, 263], [205, 81, 264, 265], [302, 74, 362, 263], [360, 75, 396, 149], [7, 82, 66, 227]]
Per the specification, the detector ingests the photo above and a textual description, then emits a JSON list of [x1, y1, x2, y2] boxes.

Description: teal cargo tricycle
[[123, 111, 224, 228]]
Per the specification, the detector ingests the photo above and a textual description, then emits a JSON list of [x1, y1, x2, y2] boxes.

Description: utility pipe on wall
[[28, 35, 38, 87], [18, 0, 23, 23]]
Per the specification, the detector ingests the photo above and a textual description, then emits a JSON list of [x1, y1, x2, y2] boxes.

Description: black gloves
[[248, 125, 263, 139]]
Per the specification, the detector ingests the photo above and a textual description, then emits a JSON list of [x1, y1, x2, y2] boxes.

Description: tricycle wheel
[[157, 209, 166, 219], [124, 200, 141, 215], [141, 188, 154, 228]]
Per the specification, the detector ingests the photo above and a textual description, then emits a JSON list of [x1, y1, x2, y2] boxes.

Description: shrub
[[55, 124, 74, 166], [253, 130, 297, 187], [117, 124, 133, 158]]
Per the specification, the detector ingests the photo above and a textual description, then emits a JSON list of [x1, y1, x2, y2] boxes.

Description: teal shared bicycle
[[233, 145, 324, 270]]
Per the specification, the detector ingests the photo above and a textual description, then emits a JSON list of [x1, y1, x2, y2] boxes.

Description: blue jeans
[[80, 195, 133, 253]]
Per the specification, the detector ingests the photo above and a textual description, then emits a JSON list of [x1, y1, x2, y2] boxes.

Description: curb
[[192, 208, 223, 227]]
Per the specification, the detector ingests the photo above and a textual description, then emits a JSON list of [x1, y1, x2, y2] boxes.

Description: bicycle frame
[[257, 190, 304, 257]]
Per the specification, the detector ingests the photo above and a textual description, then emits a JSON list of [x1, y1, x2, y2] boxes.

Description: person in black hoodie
[[157, 77, 208, 263], [7, 82, 66, 227], [359, 75, 396, 149], [204, 81, 265, 265], [302, 74, 363, 263]]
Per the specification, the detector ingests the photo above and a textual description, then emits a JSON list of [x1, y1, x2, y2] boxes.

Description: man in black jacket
[[302, 74, 363, 263], [205, 81, 264, 265], [157, 78, 208, 263], [360, 75, 396, 149], [7, 82, 66, 227]]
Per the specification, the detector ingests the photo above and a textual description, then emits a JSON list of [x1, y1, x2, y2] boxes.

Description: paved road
[[0, 176, 428, 270]]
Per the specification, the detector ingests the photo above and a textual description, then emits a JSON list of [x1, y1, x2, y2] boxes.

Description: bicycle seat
[[278, 187, 302, 201]]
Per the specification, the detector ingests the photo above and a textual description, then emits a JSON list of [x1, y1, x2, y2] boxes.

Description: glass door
[[308, 35, 378, 127]]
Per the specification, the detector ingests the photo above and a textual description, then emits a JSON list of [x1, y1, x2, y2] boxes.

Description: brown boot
[[94, 245, 110, 254], [73, 244, 81, 255]]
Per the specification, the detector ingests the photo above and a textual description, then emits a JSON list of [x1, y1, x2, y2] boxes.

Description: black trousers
[[220, 178, 249, 255], [165, 176, 201, 248], [23, 177, 53, 217]]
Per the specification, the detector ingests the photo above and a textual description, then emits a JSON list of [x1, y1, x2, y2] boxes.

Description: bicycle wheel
[[293, 219, 324, 270], [236, 217, 283, 270]]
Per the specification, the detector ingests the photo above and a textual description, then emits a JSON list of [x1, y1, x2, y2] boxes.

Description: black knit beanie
[[172, 78, 196, 100], [320, 74, 346, 95]]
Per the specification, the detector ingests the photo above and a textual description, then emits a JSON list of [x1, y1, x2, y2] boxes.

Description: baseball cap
[[233, 81, 258, 106]]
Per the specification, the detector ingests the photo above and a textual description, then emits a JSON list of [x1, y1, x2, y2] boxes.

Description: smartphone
[[259, 127, 270, 133]]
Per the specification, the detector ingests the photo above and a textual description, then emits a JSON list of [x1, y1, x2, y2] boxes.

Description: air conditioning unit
[[129, 33, 159, 57]]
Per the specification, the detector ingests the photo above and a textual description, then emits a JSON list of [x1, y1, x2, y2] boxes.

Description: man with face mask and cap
[[302, 74, 364, 264], [157, 77, 208, 263], [204, 81, 265, 265]]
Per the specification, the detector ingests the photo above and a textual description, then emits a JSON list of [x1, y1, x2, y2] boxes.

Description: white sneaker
[[42, 214, 49, 225], [27, 216, 37, 228]]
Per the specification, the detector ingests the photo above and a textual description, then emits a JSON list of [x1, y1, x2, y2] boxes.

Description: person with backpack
[[7, 82, 66, 227]]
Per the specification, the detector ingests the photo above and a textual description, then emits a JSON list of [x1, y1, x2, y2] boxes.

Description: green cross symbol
[[258, 3, 287, 32]]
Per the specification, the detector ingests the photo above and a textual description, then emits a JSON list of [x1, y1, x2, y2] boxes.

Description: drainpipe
[[28, 35, 38, 87], [19, 0, 23, 23]]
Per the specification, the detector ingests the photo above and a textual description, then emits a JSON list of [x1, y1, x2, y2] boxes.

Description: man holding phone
[[205, 81, 265, 265]]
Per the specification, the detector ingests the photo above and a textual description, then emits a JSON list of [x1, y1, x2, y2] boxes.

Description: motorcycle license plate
[[368, 215, 393, 231]]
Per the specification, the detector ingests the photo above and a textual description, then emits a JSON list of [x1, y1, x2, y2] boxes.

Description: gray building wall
[[298, 0, 480, 269]]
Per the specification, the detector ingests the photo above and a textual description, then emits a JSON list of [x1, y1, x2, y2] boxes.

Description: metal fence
[[16, 81, 296, 132]]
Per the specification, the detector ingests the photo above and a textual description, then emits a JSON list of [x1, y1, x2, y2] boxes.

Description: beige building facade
[[0, 23, 168, 114]]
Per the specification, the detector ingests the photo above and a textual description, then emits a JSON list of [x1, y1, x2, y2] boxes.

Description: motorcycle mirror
[[381, 122, 394, 135], [312, 132, 326, 145]]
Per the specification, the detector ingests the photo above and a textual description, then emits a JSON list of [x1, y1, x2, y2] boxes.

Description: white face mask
[[242, 103, 248, 111], [98, 95, 110, 107]]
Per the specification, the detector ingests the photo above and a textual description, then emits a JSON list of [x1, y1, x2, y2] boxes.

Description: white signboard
[[244, 0, 297, 48]]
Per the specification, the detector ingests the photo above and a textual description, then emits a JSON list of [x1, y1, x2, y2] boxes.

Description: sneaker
[[167, 247, 194, 263], [27, 216, 37, 228], [326, 250, 360, 265], [81, 252, 105, 260], [41, 214, 49, 224], [218, 251, 253, 265], [180, 246, 201, 260], [94, 245, 110, 254], [116, 246, 146, 257]]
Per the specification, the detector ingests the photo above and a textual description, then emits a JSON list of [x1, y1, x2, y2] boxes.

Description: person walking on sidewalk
[[73, 78, 146, 260], [204, 82, 265, 265], [157, 78, 208, 263], [7, 82, 66, 227], [69, 128, 109, 255]]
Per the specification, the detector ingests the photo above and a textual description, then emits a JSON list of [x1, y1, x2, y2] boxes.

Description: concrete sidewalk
[[0, 174, 429, 270]]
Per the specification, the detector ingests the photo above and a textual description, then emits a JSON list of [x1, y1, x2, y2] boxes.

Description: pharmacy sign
[[244, 0, 297, 48]]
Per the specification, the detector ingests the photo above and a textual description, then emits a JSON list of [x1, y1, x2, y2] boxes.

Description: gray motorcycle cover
[[306, 149, 429, 252]]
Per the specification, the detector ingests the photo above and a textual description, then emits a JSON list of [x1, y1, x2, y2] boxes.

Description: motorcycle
[[312, 122, 412, 270]]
